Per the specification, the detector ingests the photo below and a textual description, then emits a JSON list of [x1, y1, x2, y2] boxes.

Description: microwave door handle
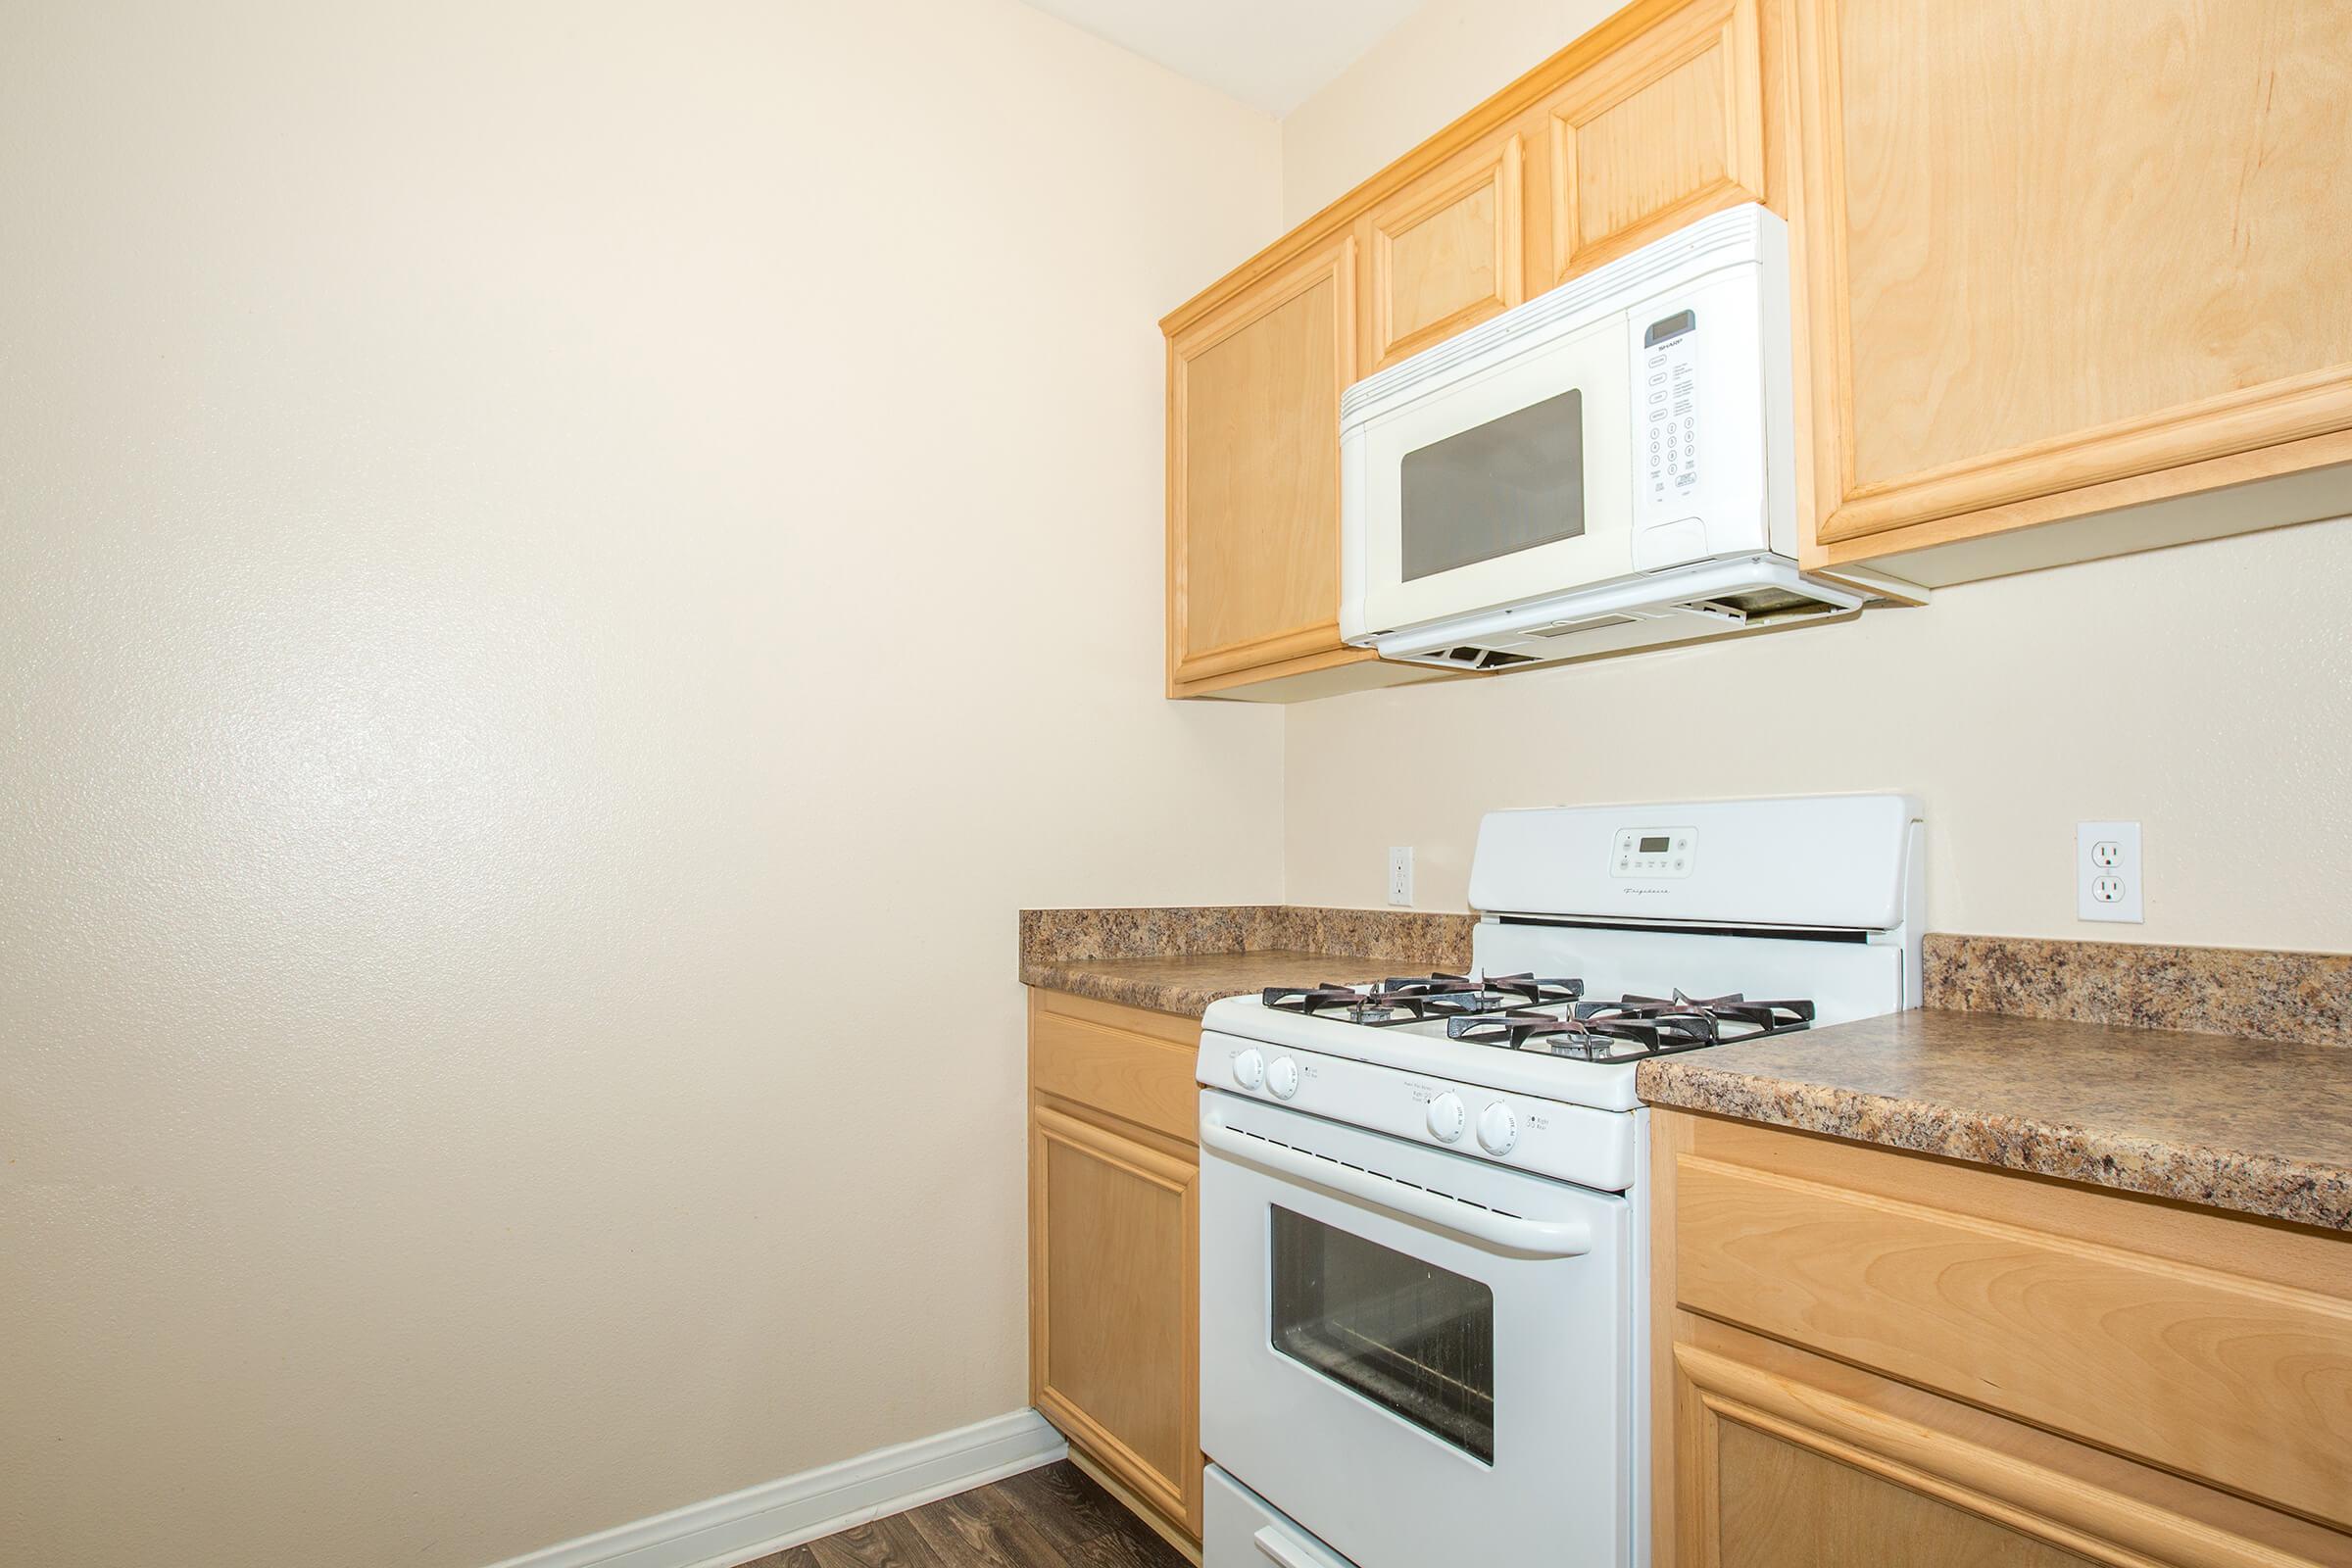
[[1254, 1523, 1352, 1568], [1199, 1106, 1592, 1258]]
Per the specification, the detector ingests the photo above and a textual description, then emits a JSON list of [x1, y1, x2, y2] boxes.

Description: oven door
[[1199, 1091, 1637, 1568], [1344, 311, 1636, 642]]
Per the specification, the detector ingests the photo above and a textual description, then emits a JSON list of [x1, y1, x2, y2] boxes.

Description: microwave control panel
[[1625, 249, 1777, 567], [1641, 309, 1701, 510]]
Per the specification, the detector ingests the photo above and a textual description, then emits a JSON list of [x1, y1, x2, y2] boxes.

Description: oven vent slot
[[1220, 1124, 1526, 1221]]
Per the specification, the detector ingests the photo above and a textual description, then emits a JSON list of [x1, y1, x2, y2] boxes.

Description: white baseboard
[[486, 1408, 1068, 1568]]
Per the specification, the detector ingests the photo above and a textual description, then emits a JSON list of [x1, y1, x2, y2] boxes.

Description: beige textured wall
[[0, 3, 1284, 1565], [1279, 0, 2352, 955], [1282, 0, 1620, 224], [1285, 516, 2352, 948]]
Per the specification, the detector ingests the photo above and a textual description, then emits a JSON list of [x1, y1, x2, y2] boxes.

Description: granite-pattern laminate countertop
[[1019, 949, 1399, 1018], [1021, 913, 2352, 1231], [1637, 1008, 2352, 1231], [1018, 906, 1475, 1018]]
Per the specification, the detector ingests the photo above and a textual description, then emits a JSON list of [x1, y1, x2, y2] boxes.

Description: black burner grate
[[1443, 990, 1814, 1061], [1260, 972, 1587, 1026]]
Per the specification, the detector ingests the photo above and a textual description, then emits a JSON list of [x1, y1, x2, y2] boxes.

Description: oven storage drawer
[[1204, 1466, 1356, 1568]]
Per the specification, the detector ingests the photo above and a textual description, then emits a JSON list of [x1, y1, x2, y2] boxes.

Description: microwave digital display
[[1643, 309, 1696, 347], [1398, 388, 1586, 581]]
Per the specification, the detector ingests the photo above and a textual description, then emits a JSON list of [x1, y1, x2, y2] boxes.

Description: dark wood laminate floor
[[746, 1461, 1190, 1568]]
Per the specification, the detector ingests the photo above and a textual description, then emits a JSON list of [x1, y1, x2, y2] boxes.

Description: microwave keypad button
[[1647, 390, 1667, 406]]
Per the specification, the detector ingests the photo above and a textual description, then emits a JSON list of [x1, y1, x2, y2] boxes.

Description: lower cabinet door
[[1029, 1096, 1200, 1537]]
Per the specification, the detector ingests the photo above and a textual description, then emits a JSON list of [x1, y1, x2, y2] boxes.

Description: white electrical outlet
[[2077, 821, 2143, 923], [1387, 847, 1414, 907]]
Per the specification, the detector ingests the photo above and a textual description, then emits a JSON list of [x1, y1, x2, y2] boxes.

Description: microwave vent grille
[[1531, 613, 1642, 638]]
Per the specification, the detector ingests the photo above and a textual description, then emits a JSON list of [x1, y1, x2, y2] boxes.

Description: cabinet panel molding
[[1167, 233, 1360, 692], [1366, 134, 1526, 370], [1029, 1098, 1200, 1534], [1793, 0, 2352, 551], [1545, 0, 1766, 280]]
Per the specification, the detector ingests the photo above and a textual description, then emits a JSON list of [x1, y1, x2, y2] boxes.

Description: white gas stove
[[1196, 794, 1924, 1568]]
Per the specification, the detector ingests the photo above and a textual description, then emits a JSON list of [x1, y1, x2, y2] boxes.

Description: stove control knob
[[1426, 1092, 1467, 1144], [1477, 1102, 1520, 1155], [1266, 1056, 1301, 1101], [1231, 1049, 1265, 1092]]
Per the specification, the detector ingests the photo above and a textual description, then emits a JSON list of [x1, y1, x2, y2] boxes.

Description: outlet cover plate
[[2077, 821, 2143, 923], [1387, 847, 1414, 907]]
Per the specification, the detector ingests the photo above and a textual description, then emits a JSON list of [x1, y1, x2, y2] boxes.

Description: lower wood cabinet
[[1651, 1111, 2352, 1568], [1027, 988, 1202, 1542]]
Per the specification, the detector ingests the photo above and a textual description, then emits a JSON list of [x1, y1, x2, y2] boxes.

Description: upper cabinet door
[[1795, 0, 2352, 556], [1539, 0, 1767, 284], [1362, 135, 1527, 372], [1167, 234, 1359, 692]]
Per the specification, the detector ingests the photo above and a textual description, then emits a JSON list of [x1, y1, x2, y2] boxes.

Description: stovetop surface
[[1257, 971, 1816, 1064]]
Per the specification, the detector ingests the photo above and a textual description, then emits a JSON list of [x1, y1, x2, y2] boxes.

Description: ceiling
[[1018, 0, 1428, 116]]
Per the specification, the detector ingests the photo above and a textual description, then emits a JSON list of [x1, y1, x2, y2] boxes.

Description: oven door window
[[1270, 1205, 1495, 1463], [1398, 387, 1585, 582]]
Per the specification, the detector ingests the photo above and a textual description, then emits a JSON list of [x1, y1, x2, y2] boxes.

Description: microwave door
[[1357, 315, 1635, 638]]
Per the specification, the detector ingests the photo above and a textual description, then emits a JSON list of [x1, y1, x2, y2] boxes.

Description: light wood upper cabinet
[[1362, 134, 1526, 372], [1538, 0, 1766, 281], [1792, 0, 2352, 571], [1166, 233, 1374, 698], [1160, 0, 1787, 699]]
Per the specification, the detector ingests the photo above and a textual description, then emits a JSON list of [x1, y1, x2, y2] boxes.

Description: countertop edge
[[1019, 960, 1237, 1018], [1636, 1058, 2352, 1233]]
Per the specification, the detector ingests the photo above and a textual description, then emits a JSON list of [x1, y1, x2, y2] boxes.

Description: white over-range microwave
[[1339, 204, 1906, 670]]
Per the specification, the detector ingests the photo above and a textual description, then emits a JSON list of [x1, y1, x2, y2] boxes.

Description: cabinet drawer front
[[1543, 0, 1765, 281], [1675, 1155, 2352, 1529], [1030, 993, 1199, 1144]]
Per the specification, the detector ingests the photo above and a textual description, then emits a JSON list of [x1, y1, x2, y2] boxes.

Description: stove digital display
[[1639, 835, 1671, 854]]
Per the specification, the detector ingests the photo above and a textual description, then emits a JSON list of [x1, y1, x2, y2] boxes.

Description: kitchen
[[2, 2, 2345, 1567]]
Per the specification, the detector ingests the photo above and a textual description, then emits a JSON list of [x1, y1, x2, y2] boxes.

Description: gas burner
[[1606, 991, 1817, 1036], [1477, 973, 1587, 1007], [1443, 989, 1816, 1060], [1259, 983, 1405, 1023], [1263, 972, 1588, 1027], [1258, 978, 1467, 1024]]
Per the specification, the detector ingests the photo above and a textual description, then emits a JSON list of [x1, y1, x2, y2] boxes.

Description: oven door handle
[[1199, 1106, 1592, 1258]]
